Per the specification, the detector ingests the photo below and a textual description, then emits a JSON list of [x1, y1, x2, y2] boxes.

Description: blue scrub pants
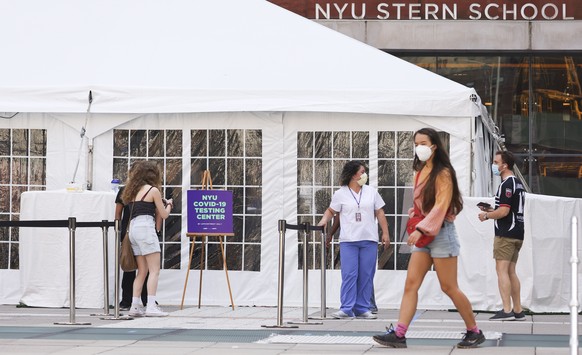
[[339, 240, 377, 316]]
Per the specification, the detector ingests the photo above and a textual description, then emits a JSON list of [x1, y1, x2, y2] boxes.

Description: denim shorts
[[411, 221, 460, 258], [129, 215, 160, 256]]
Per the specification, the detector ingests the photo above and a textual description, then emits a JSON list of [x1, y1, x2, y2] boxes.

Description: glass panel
[[166, 130, 182, 157], [191, 130, 207, 156], [245, 130, 262, 157], [30, 130, 47, 156], [30, 158, 46, 186], [314, 131, 331, 158], [190, 158, 206, 186], [314, 160, 331, 186], [148, 130, 163, 157], [0, 129, 10, 155], [165, 158, 182, 186], [245, 187, 261, 214], [244, 216, 261, 243], [208, 158, 225, 185], [227, 158, 244, 185], [244, 244, 260, 271], [0, 157, 9, 184], [297, 132, 313, 158], [397, 131, 414, 158], [333, 131, 350, 158], [378, 131, 395, 159], [245, 159, 262, 186], [129, 130, 147, 157], [297, 160, 313, 186], [113, 130, 129, 157], [378, 160, 395, 186], [225, 243, 242, 271], [227, 129, 243, 157], [12, 130, 28, 156], [297, 187, 313, 214], [209, 130, 225, 157], [352, 132, 369, 158], [11, 158, 27, 185]]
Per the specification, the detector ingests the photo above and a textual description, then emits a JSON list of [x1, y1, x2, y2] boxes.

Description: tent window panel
[[0, 217, 6, 242], [379, 187, 395, 215], [12, 130, 28, 156], [148, 130, 164, 157], [314, 131, 332, 158], [378, 131, 395, 159], [244, 216, 261, 243], [297, 132, 313, 158], [30, 158, 46, 186], [189, 128, 263, 272], [113, 130, 129, 157], [245, 130, 262, 157], [129, 130, 147, 157], [245, 159, 262, 186], [227, 158, 244, 186], [209, 130, 226, 157], [0, 157, 9, 184], [397, 160, 414, 187], [0, 130, 10, 155], [191, 130, 207, 156], [244, 244, 261, 271], [378, 160, 395, 187], [314, 160, 331, 186], [227, 130, 243, 157], [296, 130, 370, 271], [297, 160, 313, 186], [162, 243, 181, 270], [0, 128, 47, 270], [165, 130, 182, 157], [352, 132, 370, 159], [226, 243, 243, 271], [165, 158, 182, 186], [297, 187, 313, 215], [397, 132, 414, 158], [333, 132, 350, 158]]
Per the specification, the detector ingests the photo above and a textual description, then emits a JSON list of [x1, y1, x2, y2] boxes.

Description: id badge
[[355, 212, 361, 222]]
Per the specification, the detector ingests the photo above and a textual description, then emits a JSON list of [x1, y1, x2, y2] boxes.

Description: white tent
[[2, 0, 547, 312]]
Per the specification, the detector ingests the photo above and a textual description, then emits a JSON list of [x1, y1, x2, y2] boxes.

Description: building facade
[[271, 0, 582, 198]]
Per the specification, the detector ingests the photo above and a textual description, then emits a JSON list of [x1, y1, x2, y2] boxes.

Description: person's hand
[[381, 233, 390, 250], [325, 233, 333, 248], [478, 212, 489, 222], [407, 230, 422, 246], [166, 198, 174, 209]]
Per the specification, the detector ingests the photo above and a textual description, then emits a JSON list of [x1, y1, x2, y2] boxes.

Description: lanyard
[[349, 186, 363, 209]]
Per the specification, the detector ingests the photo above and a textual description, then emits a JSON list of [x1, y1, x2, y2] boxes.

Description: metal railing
[[570, 216, 579, 355]]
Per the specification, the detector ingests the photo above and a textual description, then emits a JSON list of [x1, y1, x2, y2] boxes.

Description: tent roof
[[0, 0, 478, 116]]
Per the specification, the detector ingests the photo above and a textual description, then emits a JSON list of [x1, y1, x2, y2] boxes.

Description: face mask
[[415, 145, 433, 162], [357, 172, 368, 186], [491, 163, 501, 176]]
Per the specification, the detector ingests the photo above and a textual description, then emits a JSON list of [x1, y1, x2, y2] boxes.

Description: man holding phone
[[478, 151, 526, 321]]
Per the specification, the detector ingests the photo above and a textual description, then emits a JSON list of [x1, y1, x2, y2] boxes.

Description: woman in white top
[[318, 160, 389, 319]]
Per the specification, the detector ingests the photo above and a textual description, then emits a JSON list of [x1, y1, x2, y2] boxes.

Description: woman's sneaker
[[372, 324, 407, 348], [128, 304, 145, 317], [513, 310, 526, 321], [145, 304, 169, 317], [489, 310, 515, 321], [457, 330, 486, 348]]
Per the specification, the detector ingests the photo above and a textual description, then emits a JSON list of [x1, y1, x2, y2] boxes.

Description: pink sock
[[468, 325, 480, 334], [395, 322, 408, 338]]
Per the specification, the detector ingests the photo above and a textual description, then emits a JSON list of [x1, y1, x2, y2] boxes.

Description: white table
[[19, 190, 116, 308]]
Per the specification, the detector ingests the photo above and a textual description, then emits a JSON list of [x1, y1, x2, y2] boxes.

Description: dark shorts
[[493, 236, 523, 262]]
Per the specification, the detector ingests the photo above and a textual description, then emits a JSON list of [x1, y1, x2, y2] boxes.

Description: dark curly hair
[[339, 160, 366, 186]]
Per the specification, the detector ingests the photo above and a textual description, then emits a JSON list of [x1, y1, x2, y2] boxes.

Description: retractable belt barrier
[[262, 220, 327, 328], [0, 218, 122, 325]]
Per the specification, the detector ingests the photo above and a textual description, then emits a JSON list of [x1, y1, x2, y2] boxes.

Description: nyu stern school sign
[[269, 0, 580, 21]]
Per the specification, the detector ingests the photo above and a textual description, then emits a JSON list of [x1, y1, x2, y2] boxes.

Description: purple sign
[[187, 190, 233, 235]]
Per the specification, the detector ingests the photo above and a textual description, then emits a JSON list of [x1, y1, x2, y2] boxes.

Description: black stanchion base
[[54, 322, 92, 325], [261, 324, 299, 329], [286, 321, 323, 325], [100, 315, 133, 321]]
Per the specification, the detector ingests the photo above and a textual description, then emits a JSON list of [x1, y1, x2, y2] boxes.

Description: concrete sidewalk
[[0, 304, 579, 354]]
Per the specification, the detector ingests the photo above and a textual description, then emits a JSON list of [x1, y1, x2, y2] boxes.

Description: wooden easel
[[180, 170, 235, 310]]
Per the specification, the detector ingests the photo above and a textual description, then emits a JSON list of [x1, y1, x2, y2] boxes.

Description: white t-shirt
[[329, 185, 385, 243]]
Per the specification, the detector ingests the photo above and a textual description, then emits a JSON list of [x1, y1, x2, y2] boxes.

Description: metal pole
[[320, 226, 326, 318], [91, 221, 110, 316], [103, 219, 132, 320], [570, 216, 578, 355], [301, 222, 309, 323], [55, 217, 90, 325], [261, 220, 297, 328]]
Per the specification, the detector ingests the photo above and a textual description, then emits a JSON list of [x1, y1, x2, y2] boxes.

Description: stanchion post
[[320, 225, 327, 318], [55, 217, 90, 325], [102, 219, 132, 320], [570, 216, 578, 355], [261, 219, 297, 328], [301, 222, 309, 323], [91, 220, 110, 316]]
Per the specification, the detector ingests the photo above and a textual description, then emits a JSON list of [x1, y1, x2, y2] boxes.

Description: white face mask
[[415, 145, 433, 162], [357, 172, 368, 186]]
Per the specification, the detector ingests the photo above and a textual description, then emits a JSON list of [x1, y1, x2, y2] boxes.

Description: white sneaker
[[331, 310, 354, 319], [128, 304, 145, 317], [145, 304, 169, 317], [356, 311, 378, 319]]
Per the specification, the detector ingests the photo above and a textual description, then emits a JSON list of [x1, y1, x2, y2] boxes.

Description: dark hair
[[496, 150, 515, 170], [122, 160, 162, 204], [339, 160, 366, 186], [413, 128, 463, 214]]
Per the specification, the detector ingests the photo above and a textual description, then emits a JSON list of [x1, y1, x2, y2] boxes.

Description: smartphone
[[477, 202, 491, 209]]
